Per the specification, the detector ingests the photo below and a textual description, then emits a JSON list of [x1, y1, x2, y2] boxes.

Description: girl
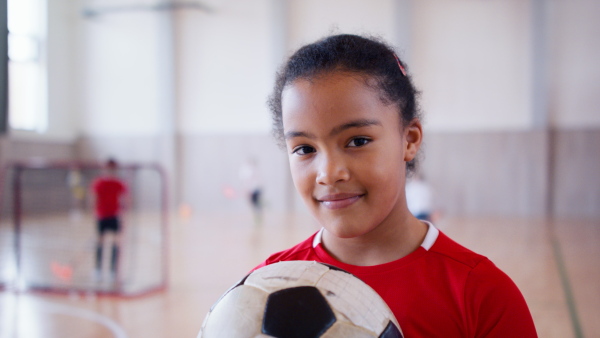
[[256, 34, 537, 337]]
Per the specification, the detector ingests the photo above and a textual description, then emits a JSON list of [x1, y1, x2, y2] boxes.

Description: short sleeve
[[465, 259, 538, 337]]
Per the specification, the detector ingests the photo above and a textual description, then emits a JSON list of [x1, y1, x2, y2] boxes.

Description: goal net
[[0, 161, 168, 296]]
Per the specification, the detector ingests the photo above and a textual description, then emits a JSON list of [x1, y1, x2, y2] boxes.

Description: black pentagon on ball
[[379, 320, 403, 338], [262, 286, 336, 337], [318, 262, 349, 274]]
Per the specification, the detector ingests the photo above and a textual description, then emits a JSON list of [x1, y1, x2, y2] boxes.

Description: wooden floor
[[0, 211, 598, 338]]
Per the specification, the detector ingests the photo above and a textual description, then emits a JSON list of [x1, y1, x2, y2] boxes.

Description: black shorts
[[98, 216, 121, 234], [251, 189, 261, 207]]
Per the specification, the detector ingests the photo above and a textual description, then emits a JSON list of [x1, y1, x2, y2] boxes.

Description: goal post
[[0, 160, 168, 297]]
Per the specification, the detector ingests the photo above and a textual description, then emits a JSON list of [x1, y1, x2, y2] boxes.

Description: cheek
[[361, 150, 405, 192], [289, 159, 314, 196]]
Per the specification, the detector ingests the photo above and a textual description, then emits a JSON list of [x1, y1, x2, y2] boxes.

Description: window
[[8, 0, 47, 132]]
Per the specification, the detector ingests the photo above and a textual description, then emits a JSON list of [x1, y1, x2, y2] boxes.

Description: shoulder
[[430, 231, 520, 290], [92, 177, 105, 188], [428, 231, 487, 269], [467, 259, 537, 336], [254, 233, 318, 270], [432, 232, 537, 336], [107, 177, 127, 189]]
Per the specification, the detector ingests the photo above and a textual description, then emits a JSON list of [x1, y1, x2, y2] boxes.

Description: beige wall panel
[[76, 134, 293, 214], [422, 130, 548, 217], [0, 139, 76, 217], [76, 135, 163, 164], [5, 128, 599, 218], [180, 133, 292, 213], [0, 139, 76, 162], [552, 129, 600, 218]]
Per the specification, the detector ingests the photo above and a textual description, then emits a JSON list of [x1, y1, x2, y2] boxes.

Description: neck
[[321, 214, 428, 266]]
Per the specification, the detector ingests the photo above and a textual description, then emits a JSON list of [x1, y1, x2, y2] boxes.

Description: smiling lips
[[317, 193, 364, 209]]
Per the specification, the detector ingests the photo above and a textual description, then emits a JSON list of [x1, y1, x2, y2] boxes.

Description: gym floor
[[0, 212, 598, 338]]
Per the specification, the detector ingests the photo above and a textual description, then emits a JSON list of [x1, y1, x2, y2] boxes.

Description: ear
[[403, 119, 422, 162]]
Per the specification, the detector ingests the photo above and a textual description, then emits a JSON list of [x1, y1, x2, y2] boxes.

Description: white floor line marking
[[39, 300, 128, 338]]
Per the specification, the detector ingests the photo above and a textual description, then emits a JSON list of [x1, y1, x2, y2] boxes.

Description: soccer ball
[[199, 260, 403, 338]]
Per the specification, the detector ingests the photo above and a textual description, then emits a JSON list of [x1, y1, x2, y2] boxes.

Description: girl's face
[[281, 72, 421, 240]]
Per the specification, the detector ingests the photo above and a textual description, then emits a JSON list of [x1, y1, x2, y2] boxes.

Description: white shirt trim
[[313, 228, 324, 248], [312, 221, 439, 251], [420, 221, 439, 251]]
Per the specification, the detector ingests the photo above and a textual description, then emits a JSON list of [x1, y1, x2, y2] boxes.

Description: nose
[[315, 151, 350, 186]]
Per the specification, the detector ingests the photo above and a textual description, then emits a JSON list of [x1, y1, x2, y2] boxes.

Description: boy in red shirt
[[92, 158, 128, 280]]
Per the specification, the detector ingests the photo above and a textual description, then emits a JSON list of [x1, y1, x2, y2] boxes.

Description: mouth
[[316, 193, 364, 210]]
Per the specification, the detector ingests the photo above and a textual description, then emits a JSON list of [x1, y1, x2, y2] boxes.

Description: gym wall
[[2, 0, 599, 218]]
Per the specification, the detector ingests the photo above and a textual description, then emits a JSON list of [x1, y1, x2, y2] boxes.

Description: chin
[[323, 222, 372, 240]]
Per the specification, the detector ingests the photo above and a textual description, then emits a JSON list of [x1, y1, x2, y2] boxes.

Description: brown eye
[[293, 145, 316, 155], [347, 137, 370, 148]]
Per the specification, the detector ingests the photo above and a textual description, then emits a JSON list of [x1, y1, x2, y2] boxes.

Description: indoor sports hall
[[0, 0, 598, 337]]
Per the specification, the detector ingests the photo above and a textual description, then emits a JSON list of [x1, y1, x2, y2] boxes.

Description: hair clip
[[393, 54, 407, 77]]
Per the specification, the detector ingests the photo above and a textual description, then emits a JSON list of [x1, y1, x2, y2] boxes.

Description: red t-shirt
[[92, 177, 127, 218], [256, 225, 538, 337]]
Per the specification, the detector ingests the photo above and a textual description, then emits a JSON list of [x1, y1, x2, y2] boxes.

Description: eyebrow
[[284, 130, 315, 140], [330, 119, 382, 136], [284, 118, 382, 140]]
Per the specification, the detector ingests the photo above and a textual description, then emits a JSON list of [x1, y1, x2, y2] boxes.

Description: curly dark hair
[[268, 34, 422, 173]]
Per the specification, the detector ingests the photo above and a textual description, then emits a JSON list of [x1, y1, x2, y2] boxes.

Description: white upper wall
[[79, 9, 164, 136], [412, 0, 533, 132], [30, 0, 600, 141], [176, 0, 401, 134], [287, 0, 398, 51], [176, 0, 273, 134], [548, 0, 600, 128]]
